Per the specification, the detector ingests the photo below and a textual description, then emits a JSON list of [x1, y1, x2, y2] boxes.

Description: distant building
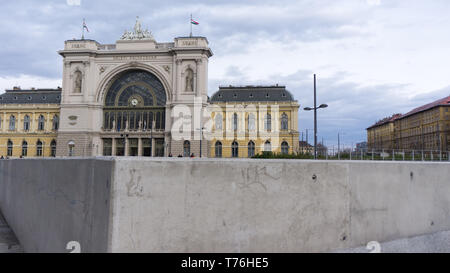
[[367, 95, 450, 151], [0, 87, 61, 157], [355, 141, 368, 152]]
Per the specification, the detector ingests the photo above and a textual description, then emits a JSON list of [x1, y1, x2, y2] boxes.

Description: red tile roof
[[367, 113, 402, 130], [399, 95, 450, 119]]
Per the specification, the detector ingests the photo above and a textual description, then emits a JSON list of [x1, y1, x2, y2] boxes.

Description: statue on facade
[[185, 68, 194, 92], [120, 16, 155, 41], [74, 71, 82, 93]]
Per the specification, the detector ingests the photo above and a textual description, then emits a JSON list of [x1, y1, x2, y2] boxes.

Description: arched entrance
[[101, 69, 167, 157]]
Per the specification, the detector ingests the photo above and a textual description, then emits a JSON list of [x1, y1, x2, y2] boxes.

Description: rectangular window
[[103, 138, 112, 156]]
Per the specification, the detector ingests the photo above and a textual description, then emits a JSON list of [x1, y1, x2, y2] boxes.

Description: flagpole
[[82, 18, 85, 40], [190, 14, 193, 37]]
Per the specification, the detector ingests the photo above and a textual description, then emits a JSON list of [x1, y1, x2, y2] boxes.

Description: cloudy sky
[[1, 0, 450, 148]]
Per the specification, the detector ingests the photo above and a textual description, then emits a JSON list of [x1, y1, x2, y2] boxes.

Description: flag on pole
[[191, 19, 199, 25], [83, 19, 90, 32]]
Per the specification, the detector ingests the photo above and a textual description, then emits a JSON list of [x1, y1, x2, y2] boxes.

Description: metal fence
[[302, 148, 450, 162]]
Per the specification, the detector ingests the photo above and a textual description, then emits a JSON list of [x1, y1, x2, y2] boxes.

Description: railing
[[298, 148, 450, 162]]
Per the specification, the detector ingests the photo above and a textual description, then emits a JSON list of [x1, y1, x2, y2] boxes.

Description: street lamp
[[196, 127, 206, 158], [304, 74, 328, 159]]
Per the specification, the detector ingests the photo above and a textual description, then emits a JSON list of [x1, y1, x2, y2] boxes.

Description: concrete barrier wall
[[1, 158, 450, 252], [109, 158, 450, 252], [0, 158, 114, 253]]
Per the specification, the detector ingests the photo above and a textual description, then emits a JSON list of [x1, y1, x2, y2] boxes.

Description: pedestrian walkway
[[0, 210, 23, 253]]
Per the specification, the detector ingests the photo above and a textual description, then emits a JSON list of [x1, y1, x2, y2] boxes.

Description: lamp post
[[196, 127, 206, 158], [304, 74, 328, 159]]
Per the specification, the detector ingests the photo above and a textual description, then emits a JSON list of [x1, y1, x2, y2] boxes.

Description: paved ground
[[333, 230, 450, 253], [0, 210, 23, 253]]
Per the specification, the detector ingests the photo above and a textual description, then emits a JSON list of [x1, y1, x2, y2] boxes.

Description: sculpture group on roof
[[120, 16, 155, 41]]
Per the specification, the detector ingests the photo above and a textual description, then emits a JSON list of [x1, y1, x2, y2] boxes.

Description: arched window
[[9, 115, 16, 131], [51, 140, 57, 157], [22, 141, 28, 157], [232, 113, 238, 131], [183, 140, 190, 157], [232, 141, 239, 158], [7, 140, 13, 157], [264, 140, 272, 152], [248, 141, 255, 157], [281, 141, 289, 155], [36, 140, 43, 157], [23, 115, 30, 131], [264, 114, 271, 131], [68, 141, 75, 157], [215, 114, 223, 130], [281, 113, 289, 130], [215, 141, 222, 158], [52, 115, 59, 131], [248, 114, 255, 131], [38, 115, 45, 131]]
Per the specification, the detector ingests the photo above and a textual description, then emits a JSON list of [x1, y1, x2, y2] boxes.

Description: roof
[[367, 113, 402, 130], [0, 88, 62, 104], [398, 95, 450, 120], [210, 85, 295, 103]]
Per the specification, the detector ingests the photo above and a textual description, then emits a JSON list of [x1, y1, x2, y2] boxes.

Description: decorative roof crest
[[120, 16, 155, 41]]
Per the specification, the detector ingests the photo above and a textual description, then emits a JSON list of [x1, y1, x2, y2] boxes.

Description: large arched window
[[38, 115, 45, 131], [281, 141, 289, 155], [248, 141, 255, 158], [232, 113, 238, 131], [52, 115, 59, 131], [36, 140, 43, 157], [23, 115, 30, 131], [264, 114, 271, 131], [7, 140, 13, 156], [183, 140, 190, 157], [215, 114, 223, 130], [215, 141, 222, 158], [51, 140, 57, 157], [248, 114, 256, 131], [264, 140, 272, 152], [232, 141, 239, 158], [9, 115, 16, 131], [22, 141, 28, 157], [281, 113, 289, 130]]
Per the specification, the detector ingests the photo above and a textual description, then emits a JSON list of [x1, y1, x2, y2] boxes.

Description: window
[[7, 140, 13, 157], [281, 141, 289, 155], [22, 141, 28, 157], [215, 114, 223, 130], [248, 141, 255, 157], [248, 114, 256, 131], [52, 115, 59, 131], [68, 141, 75, 157], [264, 140, 272, 152], [103, 138, 112, 156], [183, 140, 190, 157], [38, 115, 45, 131], [23, 115, 30, 131], [36, 140, 43, 157], [215, 141, 222, 158], [0, 117, 2, 129], [232, 141, 239, 158], [9, 115, 16, 130], [264, 114, 272, 131], [51, 140, 57, 157], [281, 113, 288, 130], [232, 113, 238, 131]]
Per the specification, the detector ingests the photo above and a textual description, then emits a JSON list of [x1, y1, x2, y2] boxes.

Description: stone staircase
[[0, 210, 23, 253]]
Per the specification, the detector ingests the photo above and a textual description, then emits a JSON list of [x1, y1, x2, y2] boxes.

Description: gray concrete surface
[[333, 229, 450, 253], [1, 158, 450, 253], [0, 209, 23, 253], [0, 158, 114, 253]]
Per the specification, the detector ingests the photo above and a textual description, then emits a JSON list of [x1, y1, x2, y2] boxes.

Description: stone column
[[112, 138, 116, 156], [138, 138, 143, 156], [151, 138, 155, 157], [125, 137, 129, 156]]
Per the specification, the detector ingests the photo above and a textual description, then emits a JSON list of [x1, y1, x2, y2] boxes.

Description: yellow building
[[0, 87, 61, 158], [367, 95, 450, 151], [208, 86, 300, 158]]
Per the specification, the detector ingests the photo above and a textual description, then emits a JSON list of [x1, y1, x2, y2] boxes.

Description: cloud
[[66, 0, 81, 6]]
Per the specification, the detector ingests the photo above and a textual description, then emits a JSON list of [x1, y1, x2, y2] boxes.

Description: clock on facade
[[131, 98, 138, 106]]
